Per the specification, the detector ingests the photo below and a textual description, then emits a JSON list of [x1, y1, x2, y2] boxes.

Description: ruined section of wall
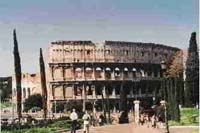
[[49, 40, 179, 64]]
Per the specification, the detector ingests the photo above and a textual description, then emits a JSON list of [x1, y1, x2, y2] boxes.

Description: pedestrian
[[82, 110, 91, 133], [139, 114, 145, 125], [70, 108, 78, 133], [151, 115, 157, 128], [99, 113, 104, 126]]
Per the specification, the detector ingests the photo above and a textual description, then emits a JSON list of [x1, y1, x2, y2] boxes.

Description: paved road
[[61, 123, 163, 133], [60, 123, 198, 133]]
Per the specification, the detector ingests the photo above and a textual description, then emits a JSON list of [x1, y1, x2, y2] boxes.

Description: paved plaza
[[60, 123, 198, 133]]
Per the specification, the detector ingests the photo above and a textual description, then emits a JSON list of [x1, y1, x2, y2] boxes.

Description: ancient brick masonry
[[48, 40, 180, 110]]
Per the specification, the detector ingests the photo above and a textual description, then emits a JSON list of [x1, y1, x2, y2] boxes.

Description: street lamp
[[161, 61, 170, 133]]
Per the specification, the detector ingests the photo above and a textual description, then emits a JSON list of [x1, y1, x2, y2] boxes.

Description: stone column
[[111, 69, 115, 80], [48, 100, 53, 118], [93, 102, 96, 116], [83, 66, 85, 80], [72, 84, 75, 99], [93, 48, 95, 62], [22, 102, 24, 113], [92, 66, 95, 79], [103, 68, 105, 79], [92, 85, 96, 98], [63, 85, 65, 99], [51, 66, 54, 80], [158, 71, 161, 77], [62, 66, 65, 80], [112, 86, 116, 97], [52, 85, 55, 99], [134, 100, 140, 124], [130, 88, 133, 97], [82, 84, 86, 112], [103, 85, 106, 97], [113, 105, 116, 113], [26, 88, 29, 99]]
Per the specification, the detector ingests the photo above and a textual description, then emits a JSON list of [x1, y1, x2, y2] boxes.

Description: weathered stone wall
[[49, 40, 179, 64], [48, 40, 180, 101]]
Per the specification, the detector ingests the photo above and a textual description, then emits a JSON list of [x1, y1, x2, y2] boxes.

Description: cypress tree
[[119, 82, 127, 112], [185, 32, 199, 107], [13, 29, 22, 126], [39, 48, 48, 123]]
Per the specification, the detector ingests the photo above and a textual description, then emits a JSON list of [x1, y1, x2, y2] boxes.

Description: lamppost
[[161, 60, 170, 133]]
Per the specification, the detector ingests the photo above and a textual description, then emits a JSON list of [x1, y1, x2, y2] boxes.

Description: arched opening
[[105, 67, 111, 79]]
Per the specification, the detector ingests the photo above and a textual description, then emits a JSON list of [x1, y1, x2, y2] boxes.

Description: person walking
[[151, 115, 157, 128], [70, 109, 78, 133], [82, 111, 91, 133]]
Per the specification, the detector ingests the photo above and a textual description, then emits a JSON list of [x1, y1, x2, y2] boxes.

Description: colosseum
[[48, 40, 180, 112]]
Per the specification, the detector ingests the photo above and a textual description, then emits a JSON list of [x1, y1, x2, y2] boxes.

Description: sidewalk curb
[[52, 124, 116, 133], [169, 126, 199, 129], [51, 129, 69, 133]]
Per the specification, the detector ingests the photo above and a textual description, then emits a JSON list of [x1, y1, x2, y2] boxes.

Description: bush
[[0, 102, 12, 108], [31, 106, 42, 112], [25, 128, 50, 133], [56, 116, 70, 121], [51, 102, 64, 113], [169, 108, 199, 126], [64, 101, 83, 112], [24, 94, 42, 112]]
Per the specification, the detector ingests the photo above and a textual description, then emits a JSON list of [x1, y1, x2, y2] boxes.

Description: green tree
[[24, 94, 43, 112], [13, 29, 22, 124], [39, 48, 48, 121], [51, 102, 64, 113], [160, 49, 185, 122], [119, 83, 128, 112], [0, 77, 12, 101], [185, 32, 199, 107], [166, 50, 184, 77]]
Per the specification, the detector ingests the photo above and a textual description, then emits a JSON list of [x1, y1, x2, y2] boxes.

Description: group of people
[[70, 109, 112, 133], [139, 113, 164, 128], [69, 109, 165, 133], [70, 109, 91, 133]]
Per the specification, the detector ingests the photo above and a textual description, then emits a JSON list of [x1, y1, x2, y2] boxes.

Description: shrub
[[24, 94, 42, 112]]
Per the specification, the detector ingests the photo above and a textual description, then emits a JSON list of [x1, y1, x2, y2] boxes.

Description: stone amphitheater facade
[[48, 40, 180, 110]]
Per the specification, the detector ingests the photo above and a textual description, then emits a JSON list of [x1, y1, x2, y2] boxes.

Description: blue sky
[[0, 0, 198, 76]]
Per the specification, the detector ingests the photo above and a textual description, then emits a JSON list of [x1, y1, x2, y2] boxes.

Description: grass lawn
[[1, 119, 79, 133], [1, 127, 57, 133], [0, 102, 12, 108], [169, 108, 199, 126]]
